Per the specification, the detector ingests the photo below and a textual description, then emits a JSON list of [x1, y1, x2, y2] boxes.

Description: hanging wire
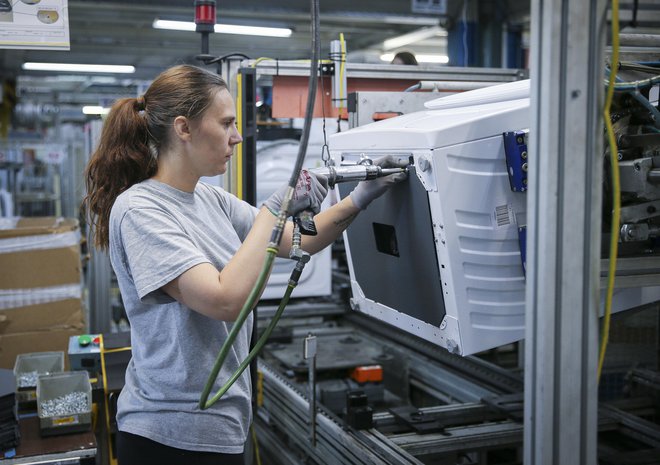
[[319, 36, 331, 166], [599, 0, 621, 382], [462, 0, 469, 66]]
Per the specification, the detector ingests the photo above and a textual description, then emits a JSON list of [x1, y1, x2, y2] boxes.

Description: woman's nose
[[231, 126, 243, 144]]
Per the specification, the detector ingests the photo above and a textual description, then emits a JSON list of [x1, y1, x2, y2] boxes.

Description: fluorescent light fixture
[[381, 53, 449, 64], [22, 63, 135, 74], [82, 106, 111, 115], [153, 19, 196, 31], [383, 26, 446, 50], [383, 16, 441, 26], [153, 19, 292, 38]]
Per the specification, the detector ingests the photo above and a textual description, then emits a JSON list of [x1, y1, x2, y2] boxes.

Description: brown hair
[[82, 65, 228, 250], [392, 51, 418, 65]]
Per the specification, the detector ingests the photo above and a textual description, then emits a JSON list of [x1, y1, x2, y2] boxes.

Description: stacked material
[[0, 217, 85, 369], [0, 368, 19, 451]]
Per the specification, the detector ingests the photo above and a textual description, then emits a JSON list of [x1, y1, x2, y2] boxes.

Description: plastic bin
[[37, 371, 92, 436], [13, 351, 64, 408]]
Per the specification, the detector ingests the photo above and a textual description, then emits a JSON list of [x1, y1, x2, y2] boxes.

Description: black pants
[[117, 431, 245, 465]]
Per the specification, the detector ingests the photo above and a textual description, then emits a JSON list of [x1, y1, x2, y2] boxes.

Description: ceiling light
[[152, 19, 196, 31], [153, 19, 292, 38], [383, 16, 441, 26], [383, 26, 446, 50], [380, 53, 449, 64], [22, 63, 135, 74], [82, 106, 111, 115]]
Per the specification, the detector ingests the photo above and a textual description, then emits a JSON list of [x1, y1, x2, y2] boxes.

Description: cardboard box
[[0, 299, 84, 335], [0, 217, 81, 290], [0, 218, 85, 369], [0, 328, 81, 369]]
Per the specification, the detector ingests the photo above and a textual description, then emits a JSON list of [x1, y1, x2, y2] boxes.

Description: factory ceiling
[[0, 0, 533, 110], [1, 0, 656, 113]]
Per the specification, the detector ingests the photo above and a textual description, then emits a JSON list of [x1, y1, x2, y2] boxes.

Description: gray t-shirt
[[108, 178, 259, 453]]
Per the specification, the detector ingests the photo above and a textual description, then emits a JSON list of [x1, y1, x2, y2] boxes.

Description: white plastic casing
[[330, 80, 660, 356]]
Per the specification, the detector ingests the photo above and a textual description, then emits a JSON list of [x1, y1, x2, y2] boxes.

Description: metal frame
[[524, 0, 607, 463], [244, 61, 526, 82]]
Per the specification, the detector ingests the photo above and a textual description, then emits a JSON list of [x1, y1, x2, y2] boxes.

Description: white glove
[[349, 156, 409, 210]]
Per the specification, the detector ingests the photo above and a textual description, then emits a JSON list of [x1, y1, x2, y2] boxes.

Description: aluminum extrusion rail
[[259, 358, 527, 462], [627, 368, 660, 392], [245, 60, 527, 82], [388, 421, 523, 456], [258, 360, 422, 465]]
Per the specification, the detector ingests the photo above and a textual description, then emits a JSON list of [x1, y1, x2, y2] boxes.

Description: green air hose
[[199, 276, 301, 409], [199, 237, 309, 410], [199, 247, 278, 409]]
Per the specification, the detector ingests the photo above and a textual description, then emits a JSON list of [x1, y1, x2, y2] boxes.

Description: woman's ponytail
[[82, 97, 156, 250]]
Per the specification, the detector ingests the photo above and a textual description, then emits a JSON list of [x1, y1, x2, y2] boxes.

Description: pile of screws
[[16, 371, 41, 388], [40, 391, 89, 417]]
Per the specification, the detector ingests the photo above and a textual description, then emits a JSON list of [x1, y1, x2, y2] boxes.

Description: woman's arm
[[161, 207, 282, 322], [277, 195, 360, 256]]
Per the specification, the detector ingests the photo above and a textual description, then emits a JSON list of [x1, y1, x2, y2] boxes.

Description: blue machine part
[[503, 130, 529, 192], [518, 225, 527, 275]]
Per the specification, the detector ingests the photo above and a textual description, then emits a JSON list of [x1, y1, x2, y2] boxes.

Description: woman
[[83, 64, 405, 464]]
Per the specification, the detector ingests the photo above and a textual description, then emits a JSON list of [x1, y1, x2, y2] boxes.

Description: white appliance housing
[[329, 81, 660, 356]]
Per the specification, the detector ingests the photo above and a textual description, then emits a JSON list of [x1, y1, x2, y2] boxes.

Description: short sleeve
[[216, 189, 259, 242], [119, 207, 210, 303]]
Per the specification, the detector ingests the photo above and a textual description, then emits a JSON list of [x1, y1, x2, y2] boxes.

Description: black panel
[[339, 167, 446, 326], [239, 67, 257, 206], [373, 223, 400, 257]]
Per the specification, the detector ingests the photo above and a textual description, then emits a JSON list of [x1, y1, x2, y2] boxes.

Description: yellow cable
[[599, 0, 620, 381], [236, 73, 244, 200], [251, 423, 262, 465], [251, 57, 275, 68], [339, 33, 346, 113], [99, 335, 117, 465]]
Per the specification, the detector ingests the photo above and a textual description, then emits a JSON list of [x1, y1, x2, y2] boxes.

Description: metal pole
[[304, 334, 317, 447], [525, 0, 607, 464]]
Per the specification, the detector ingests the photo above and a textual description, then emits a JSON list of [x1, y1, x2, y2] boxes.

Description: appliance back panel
[[339, 168, 446, 326]]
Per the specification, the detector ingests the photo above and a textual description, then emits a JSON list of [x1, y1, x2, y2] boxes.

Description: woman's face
[[188, 88, 243, 177]]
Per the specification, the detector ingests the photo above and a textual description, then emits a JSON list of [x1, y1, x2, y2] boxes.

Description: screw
[[446, 339, 459, 354], [17, 371, 41, 388], [418, 157, 431, 172], [41, 391, 89, 418], [521, 151, 528, 160]]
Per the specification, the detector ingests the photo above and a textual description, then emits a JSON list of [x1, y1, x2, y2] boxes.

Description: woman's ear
[[173, 116, 192, 142]]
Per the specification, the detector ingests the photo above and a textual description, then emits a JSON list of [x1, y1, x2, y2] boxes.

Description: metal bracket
[[481, 392, 524, 422], [319, 63, 335, 76], [388, 406, 450, 435]]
